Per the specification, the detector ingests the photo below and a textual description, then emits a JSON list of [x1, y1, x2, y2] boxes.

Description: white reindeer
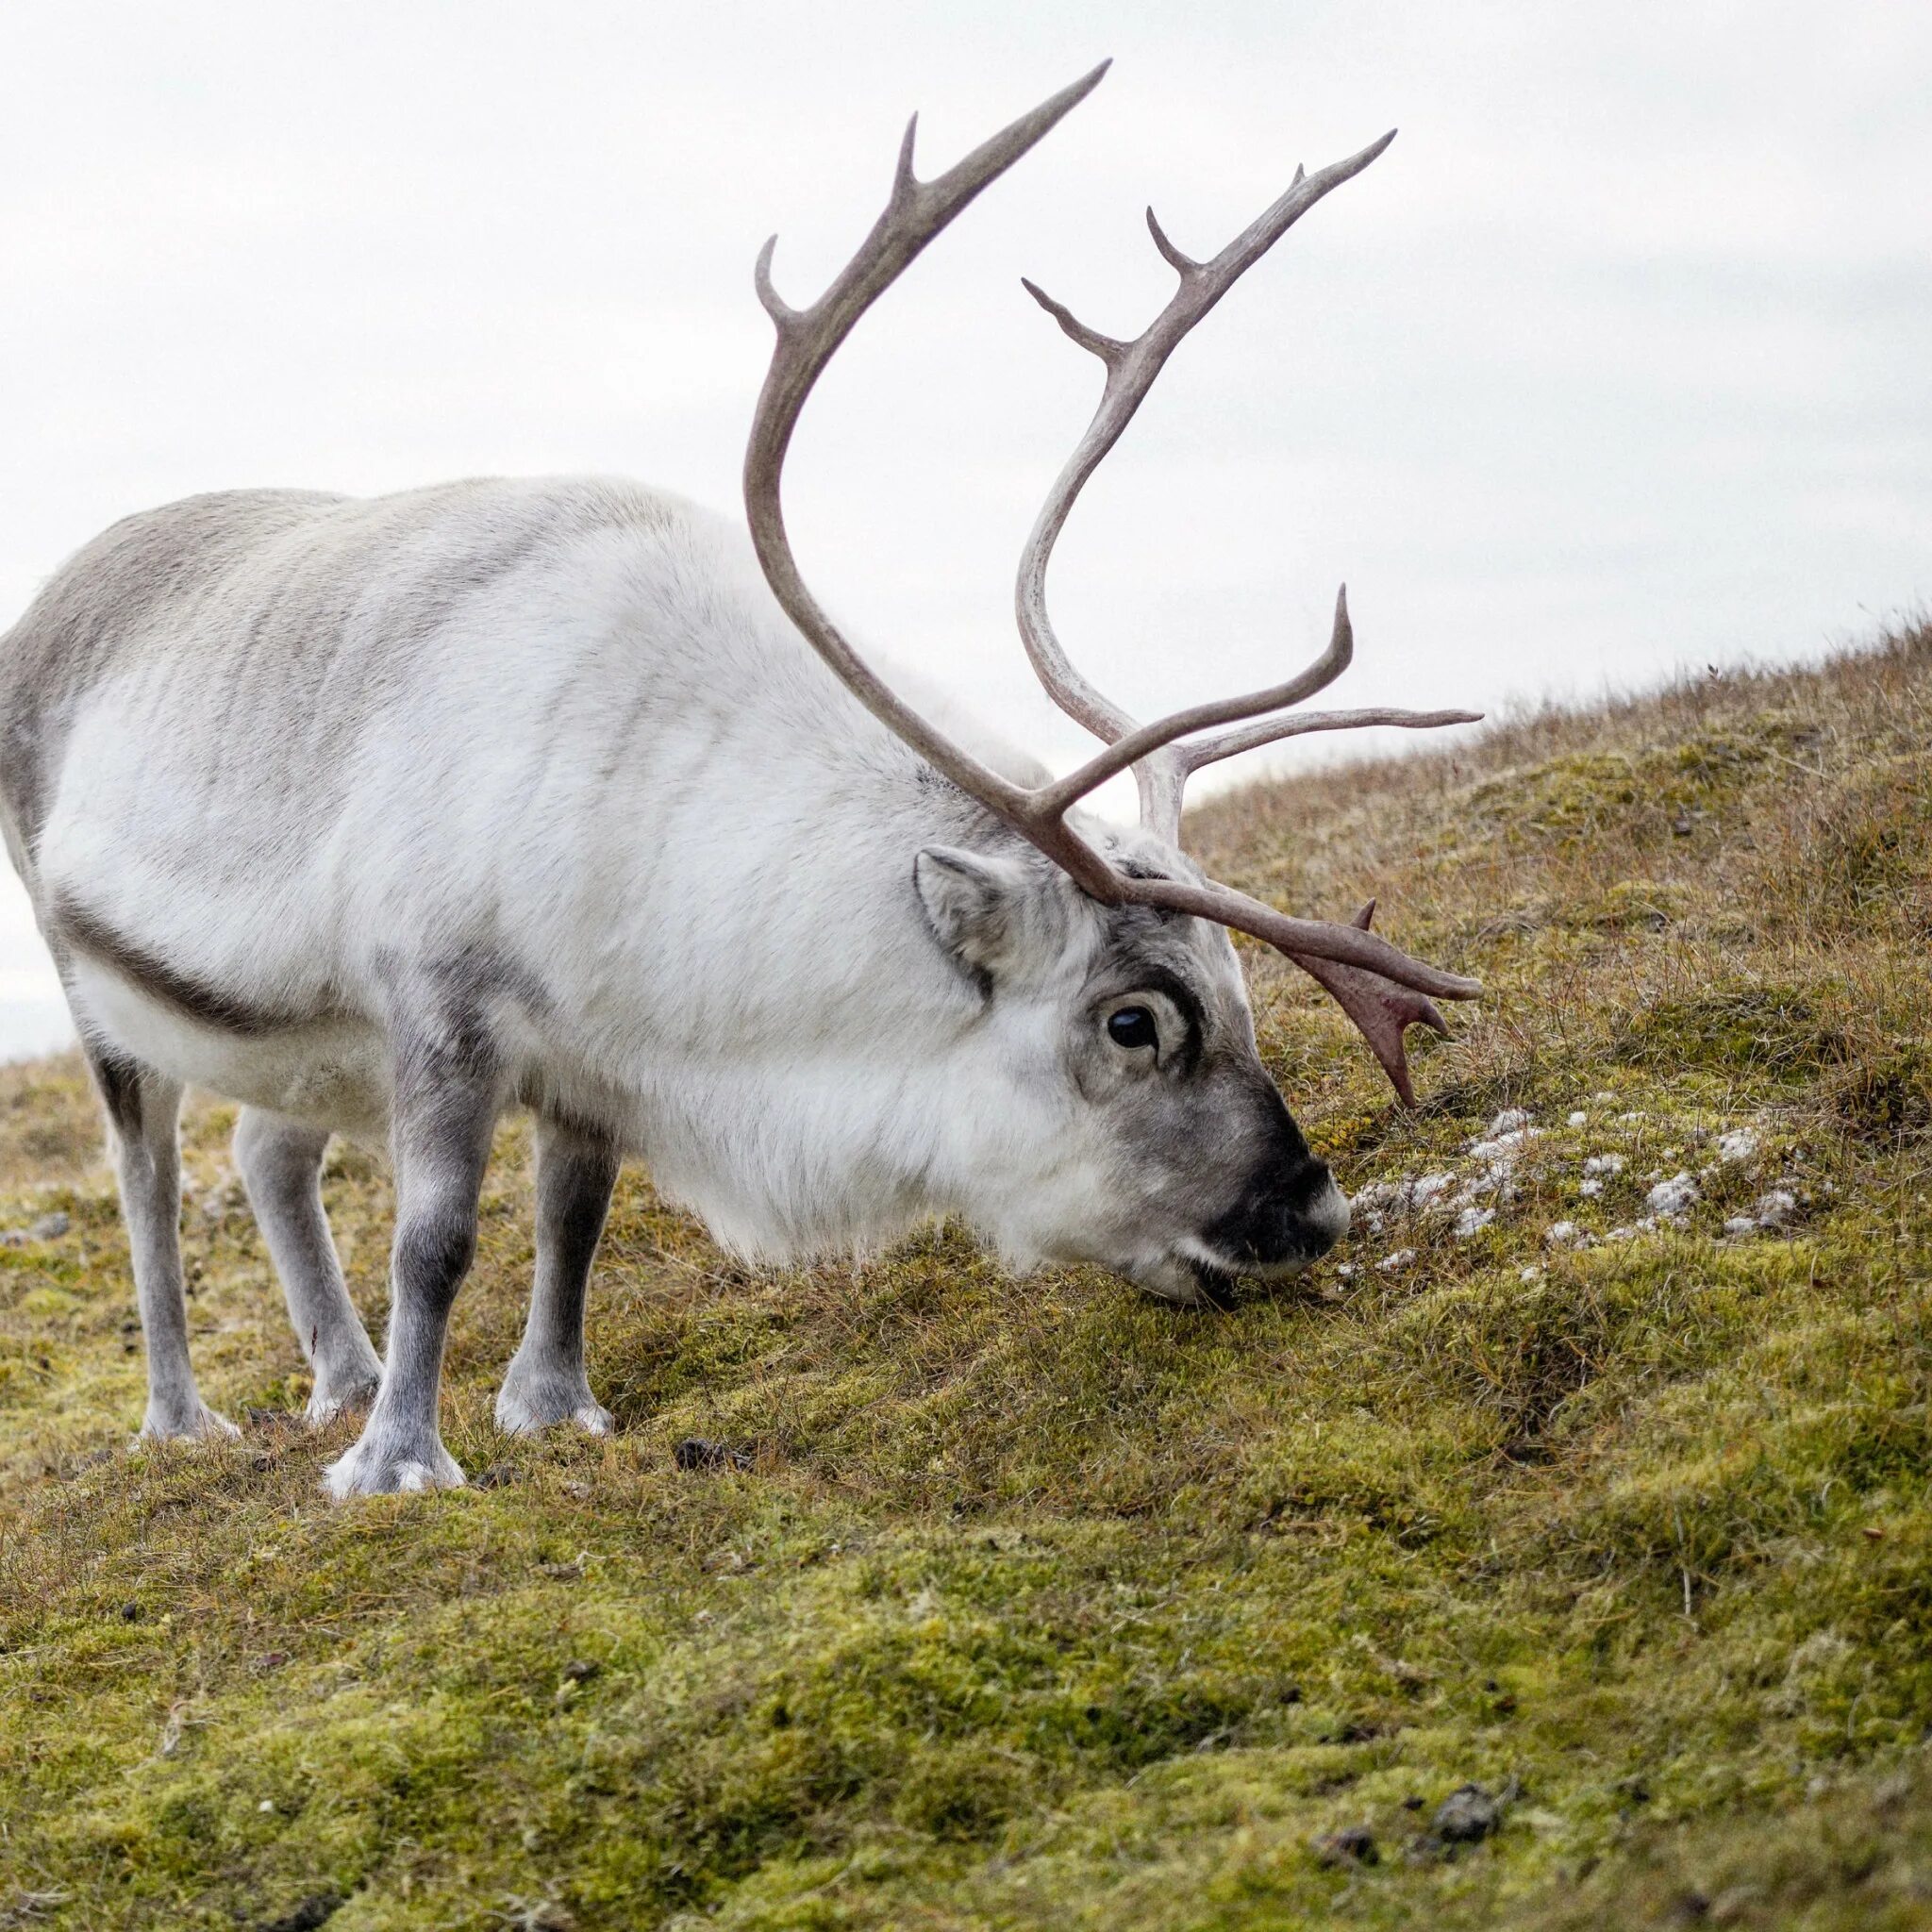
[[0, 63, 1479, 1497]]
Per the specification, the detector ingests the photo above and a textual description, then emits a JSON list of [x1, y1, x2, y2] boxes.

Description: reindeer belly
[[62, 948, 391, 1132]]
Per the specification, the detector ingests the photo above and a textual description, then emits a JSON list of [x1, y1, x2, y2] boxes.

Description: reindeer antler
[[745, 63, 1480, 1103]]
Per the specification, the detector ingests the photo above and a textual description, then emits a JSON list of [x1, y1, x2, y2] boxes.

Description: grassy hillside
[[4, 623, 1932, 1930]]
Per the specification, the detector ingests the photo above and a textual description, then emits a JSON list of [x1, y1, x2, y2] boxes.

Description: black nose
[[1202, 1152, 1345, 1265], [1198, 1087, 1346, 1266]]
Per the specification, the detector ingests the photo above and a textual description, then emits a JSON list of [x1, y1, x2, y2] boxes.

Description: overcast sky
[[2, 1, 1927, 1058]]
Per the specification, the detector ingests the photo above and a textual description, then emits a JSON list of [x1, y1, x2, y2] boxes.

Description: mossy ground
[[5, 626, 1932, 1929]]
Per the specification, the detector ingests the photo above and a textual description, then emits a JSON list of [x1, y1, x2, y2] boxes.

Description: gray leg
[[496, 1116, 619, 1436], [89, 1046, 238, 1442], [233, 1108, 383, 1424], [323, 1054, 500, 1500]]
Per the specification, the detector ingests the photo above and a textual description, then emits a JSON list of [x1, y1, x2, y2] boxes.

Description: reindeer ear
[[914, 846, 1036, 982]]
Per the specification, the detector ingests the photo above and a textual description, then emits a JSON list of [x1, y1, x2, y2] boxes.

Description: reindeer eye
[[1107, 1007, 1158, 1052]]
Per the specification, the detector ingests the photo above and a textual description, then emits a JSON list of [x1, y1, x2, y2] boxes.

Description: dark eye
[[1107, 1007, 1158, 1052]]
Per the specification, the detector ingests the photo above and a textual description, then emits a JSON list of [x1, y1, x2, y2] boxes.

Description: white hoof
[[495, 1368, 614, 1438], [322, 1431, 465, 1500], [139, 1401, 242, 1444]]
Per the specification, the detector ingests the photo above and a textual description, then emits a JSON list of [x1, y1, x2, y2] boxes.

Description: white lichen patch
[[1718, 1128, 1760, 1163], [1378, 1248, 1416, 1273], [1454, 1206, 1496, 1239], [1645, 1174, 1699, 1222], [1727, 1189, 1798, 1237]]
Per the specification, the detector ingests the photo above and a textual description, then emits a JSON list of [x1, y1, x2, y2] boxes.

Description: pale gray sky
[[2, 1, 1927, 1058]]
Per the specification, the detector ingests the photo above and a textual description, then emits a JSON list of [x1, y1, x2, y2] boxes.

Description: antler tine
[[1179, 704, 1488, 774], [1013, 130, 1399, 767], [1036, 581, 1356, 821]]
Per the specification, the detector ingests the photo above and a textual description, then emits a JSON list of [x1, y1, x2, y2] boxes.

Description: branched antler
[[745, 64, 1482, 1103]]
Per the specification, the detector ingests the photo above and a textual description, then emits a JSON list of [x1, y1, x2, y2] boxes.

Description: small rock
[[1312, 1824, 1379, 1866], [474, 1462, 521, 1491], [26, 1210, 70, 1241], [1433, 1781, 1505, 1843], [673, 1437, 753, 1473], [560, 1657, 600, 1684]]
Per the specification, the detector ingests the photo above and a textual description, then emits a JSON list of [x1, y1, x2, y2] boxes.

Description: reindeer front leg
[[496, 1115, 619, 1436], [324, 1034, 500, 1499]]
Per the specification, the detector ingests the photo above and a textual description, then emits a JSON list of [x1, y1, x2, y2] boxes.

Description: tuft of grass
[[5, 619, 1932, 1928]]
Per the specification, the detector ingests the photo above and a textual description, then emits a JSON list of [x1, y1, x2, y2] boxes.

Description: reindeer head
[[742, 63, 1482, 1295]]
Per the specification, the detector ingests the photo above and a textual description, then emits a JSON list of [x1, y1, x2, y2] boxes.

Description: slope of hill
[[3, 623, 1930, 1930]]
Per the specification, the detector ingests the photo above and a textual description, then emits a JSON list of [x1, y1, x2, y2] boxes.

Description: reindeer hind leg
[[87, 1044, 238, 1442], [234, 1107, 382, 1424]]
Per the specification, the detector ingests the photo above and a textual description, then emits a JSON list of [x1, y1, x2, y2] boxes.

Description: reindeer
[[0, 63, 1479, 1496]]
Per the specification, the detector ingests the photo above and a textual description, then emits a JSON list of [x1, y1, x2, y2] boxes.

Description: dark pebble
[[674, 1437, 753, 1473], [1313, 1824, 1379, 1866], [561, 1657, 600, 1684], [474, 1462, 520, 1490], [1433, 1782, 1505, 1843]]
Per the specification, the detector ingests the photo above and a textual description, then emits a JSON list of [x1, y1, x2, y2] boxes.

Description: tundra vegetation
[[3, 622, 1931, 1929]]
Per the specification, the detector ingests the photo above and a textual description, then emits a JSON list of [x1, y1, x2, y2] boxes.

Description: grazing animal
[[0, 63, 1479, 1497]]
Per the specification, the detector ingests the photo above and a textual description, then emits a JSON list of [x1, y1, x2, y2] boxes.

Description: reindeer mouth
[[1173, 1233, 1333, 1306], [1185, 1254, 1242, 1305]]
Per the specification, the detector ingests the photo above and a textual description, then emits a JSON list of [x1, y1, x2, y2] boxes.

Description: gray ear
[[913, 845, 1035, 982]]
